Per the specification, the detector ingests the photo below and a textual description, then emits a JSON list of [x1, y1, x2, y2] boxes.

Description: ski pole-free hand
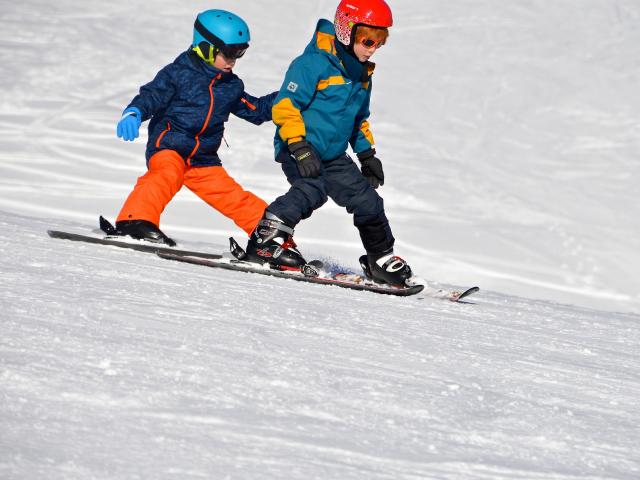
[[116, 107, 142, 142], [289, 139, 322, 177], [357, 149, 384, 188]]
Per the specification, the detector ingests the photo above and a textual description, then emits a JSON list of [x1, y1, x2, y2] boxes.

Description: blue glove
[[116, 107, 142, 141]]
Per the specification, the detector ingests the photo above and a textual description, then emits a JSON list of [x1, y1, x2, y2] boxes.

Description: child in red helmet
[[111, 10, 275, 246], [244, 0, 415, 287]]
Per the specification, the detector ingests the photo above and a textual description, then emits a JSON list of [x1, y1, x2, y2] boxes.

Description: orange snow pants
[[116, 150, 267, 236]]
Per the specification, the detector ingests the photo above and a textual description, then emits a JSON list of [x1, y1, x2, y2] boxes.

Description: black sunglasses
[[218, 43, 249, 60]]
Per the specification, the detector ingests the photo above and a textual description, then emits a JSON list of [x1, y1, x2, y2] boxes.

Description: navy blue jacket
[[128, 50, 277, 167]]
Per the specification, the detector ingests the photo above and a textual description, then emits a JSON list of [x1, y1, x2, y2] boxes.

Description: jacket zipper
[[240, 97, 257, 110], [155, 122, 171, 148], [186, 73, 221, 165]]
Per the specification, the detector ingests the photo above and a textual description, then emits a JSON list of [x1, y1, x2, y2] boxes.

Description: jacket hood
[[303, 19, 343, 64], [304, 19, 375, 80]]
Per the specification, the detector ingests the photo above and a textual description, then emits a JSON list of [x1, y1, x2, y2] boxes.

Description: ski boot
[[245, 212, 306, 268], [113, 219, 176, 247], [359, 251, 413, 287]]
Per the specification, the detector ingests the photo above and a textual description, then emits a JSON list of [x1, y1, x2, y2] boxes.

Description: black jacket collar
[[335, 41, 372, 83]]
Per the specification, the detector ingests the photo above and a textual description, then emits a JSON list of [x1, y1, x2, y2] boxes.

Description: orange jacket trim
[[316, 75, 346, 91], [316, 31, 337, 55], [155, 122, 171, 148], [240, 97, 257, 110], [273, 97, 306, 142], [186, 74, 221, 165], [359, 119, 375, 146]]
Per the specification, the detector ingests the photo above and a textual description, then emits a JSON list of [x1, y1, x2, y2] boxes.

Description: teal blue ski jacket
[[272, 19, 376, 161]]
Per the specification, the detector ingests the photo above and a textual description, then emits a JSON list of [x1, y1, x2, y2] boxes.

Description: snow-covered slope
[[2, 211, 640, 479], [1, 0, 640, 478]]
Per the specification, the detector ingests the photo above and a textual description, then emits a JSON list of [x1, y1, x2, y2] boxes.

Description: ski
[[47, 216, 223, 259], [48, 221, 479, 301], [157, 251, 425, 296], [159, 237, 479, 300]]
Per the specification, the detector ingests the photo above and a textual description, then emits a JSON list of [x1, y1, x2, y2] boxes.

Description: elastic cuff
[[357, 148, 376, 161], [287, 136, 304, 145], [123, 106, 142, 118]]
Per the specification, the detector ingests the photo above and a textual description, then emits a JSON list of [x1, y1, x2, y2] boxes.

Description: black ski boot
[[245, 212, 306, 268], [359, 251, 413, 286], [114, 220, 176, 247]]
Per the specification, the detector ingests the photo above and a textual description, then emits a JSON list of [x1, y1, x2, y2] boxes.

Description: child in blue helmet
[[243, 0, 414, 287], [112, 10, 275, 245]]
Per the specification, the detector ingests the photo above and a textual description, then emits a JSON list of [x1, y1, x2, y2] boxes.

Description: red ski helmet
[[334, 0, 393, 46]]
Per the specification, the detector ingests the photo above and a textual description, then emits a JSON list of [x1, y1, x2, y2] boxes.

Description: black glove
[[289, 139, 322, 178], [357, 149, 384, 188]]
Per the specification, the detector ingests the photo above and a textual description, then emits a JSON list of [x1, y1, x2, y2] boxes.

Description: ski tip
[[452, 286, 480, 302]]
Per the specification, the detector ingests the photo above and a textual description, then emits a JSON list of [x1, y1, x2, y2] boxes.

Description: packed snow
[[1, 1, 639, 479]]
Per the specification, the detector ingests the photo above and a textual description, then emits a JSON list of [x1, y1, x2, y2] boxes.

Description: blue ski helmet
[[192, 10, 250, 64], [193, 9, 250, 49]]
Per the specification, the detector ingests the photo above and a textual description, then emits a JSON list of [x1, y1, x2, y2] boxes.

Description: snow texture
[[1, 1, 639, 478]]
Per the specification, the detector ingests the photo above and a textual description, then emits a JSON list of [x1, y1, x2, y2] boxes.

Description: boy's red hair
[[354, 26, 389, 45]]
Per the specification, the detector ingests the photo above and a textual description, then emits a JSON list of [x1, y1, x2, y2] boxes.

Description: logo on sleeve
[[287, 81, 299, 92]]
